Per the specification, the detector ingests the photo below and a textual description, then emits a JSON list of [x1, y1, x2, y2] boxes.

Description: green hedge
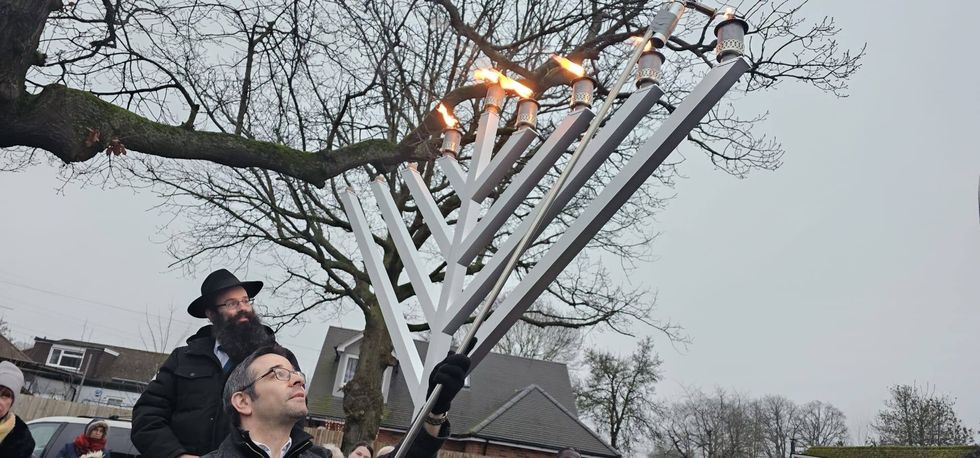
[[804, 446, 978, 458]]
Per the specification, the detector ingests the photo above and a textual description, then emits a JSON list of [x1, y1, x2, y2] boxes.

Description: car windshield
[[29, 420, 139, 458], [27, 422, 60, 458]]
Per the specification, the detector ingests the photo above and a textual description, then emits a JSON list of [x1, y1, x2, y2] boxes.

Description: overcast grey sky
[[0, 0, 977, 444]]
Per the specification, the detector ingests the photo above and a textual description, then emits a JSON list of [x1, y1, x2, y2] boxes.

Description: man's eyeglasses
[[217, 297, 255, 310], [239, 366, 306, 392]]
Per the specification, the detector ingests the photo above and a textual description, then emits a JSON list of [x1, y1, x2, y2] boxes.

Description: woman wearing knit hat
[[0, 360, 35, 458], [56, 418, 112, 458]]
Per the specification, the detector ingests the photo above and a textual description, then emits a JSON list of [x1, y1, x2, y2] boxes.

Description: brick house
[[306, 326, 620, 457], [21, 337, 168, 408]]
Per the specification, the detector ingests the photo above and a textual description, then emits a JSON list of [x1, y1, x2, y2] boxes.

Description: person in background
[[0, 361, 34, 458], [203, 345, 469, 458], [348, 441, 373, 458], [556, 448, 581, 458], [56, 418, 111, 458], [133, 269, 278, 458]]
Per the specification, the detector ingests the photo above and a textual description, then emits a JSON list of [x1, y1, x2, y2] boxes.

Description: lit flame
[[551, 55, 585, 78], [436, 103, 458, 129], [629, 36, 654, 53], [718, 6, 735, 21], [473, 68, 500, 84], [498, 74, 534, 99], [473, 68, 534, 99]]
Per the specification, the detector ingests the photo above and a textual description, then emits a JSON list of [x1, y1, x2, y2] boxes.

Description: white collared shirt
[[214, 340, 230, 369], [254, 437, 292, 458]]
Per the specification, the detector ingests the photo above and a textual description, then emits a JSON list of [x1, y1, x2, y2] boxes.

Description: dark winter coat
[[131, 325, 275, 458], [202, 422, 450, 458], [0, 415, 35, 458], [201, 426, 328, 458]]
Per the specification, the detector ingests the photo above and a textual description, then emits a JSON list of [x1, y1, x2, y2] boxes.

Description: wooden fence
[[15, 394, 131, 422], [303, 429, 487, 457]]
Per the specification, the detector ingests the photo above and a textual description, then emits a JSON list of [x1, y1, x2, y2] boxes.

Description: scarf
[[0, 413, 15, 444], [73, 432, 107, 454]]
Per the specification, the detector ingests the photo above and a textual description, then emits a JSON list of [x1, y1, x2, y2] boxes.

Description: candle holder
[[570, 77, 595, 111], [516, 99, 539, 130], [714, 10, 749, 62], [484, 84, 506, 113], [651, 1, 687, 48], [636, 50, 666, 87], [440, 128, 462, 157]]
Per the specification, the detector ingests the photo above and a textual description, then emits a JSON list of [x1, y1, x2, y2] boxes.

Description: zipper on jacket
[[284, 439, 312, 457]]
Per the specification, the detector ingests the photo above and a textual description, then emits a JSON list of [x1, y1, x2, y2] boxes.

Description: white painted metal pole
[[400, 167, 453, 253], [436, 156, 469, 197], [370, 178, 440, 322], [339, 189, 425, 407], [471, 128, 539, 202]]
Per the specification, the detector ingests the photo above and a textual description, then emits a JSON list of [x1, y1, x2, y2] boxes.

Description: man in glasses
[[205, 345, 468, 458], [133, 269, 278, 458]]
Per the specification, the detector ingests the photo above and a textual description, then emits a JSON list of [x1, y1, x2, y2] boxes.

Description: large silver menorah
[[340, 2, 750, 452]]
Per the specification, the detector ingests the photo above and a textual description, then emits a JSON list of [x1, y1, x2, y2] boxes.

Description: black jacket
[[201, 426, 327, 458], [0, 415, 35, 458], [202, 422, 450, 458], [132, 325, 275, 458]]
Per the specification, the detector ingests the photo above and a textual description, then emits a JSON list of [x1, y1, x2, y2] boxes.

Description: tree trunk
[[0, 0, 57, 104], [341, 295, 395, 453]]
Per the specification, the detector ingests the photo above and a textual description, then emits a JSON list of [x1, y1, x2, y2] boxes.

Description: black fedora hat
[[187, 269, 263, 318]]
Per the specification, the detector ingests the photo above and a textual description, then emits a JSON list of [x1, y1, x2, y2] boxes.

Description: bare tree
[[654, 388, 759, 458], [577, 338, 662, 455], [139, 304, 191, 353], [753, 395, 798, 458], [793, 400, 847, 450], [872, 384, 974, 446], [1, 0, 863, 448], [655, 391, 848, 457], [492, 300, 584, 363]]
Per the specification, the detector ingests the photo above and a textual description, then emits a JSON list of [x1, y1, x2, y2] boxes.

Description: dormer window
[[47, 346, 85, 371], [341, 355, 358, 386], [333, 352, 393, 401]]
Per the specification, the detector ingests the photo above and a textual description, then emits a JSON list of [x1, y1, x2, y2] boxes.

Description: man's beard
[[211, 310, 273, 362]]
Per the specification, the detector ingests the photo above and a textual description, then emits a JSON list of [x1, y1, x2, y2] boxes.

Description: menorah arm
[[471, 128, 539, 202], [436, 156, 469, 198], [401, 167, 453, 253], [457, 110, 593, 260], [443, 85, 666, 334], [464, 57, 752, 364], [340, 189, 425, 405], [370, 179, 440, 323]]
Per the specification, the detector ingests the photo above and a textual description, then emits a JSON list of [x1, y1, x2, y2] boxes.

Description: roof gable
[[469, 385, 620, 457], [307, 326, 615, 455], [0, 334, 31, 363]]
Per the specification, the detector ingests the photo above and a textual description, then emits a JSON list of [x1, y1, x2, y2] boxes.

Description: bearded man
[[132, 269, 278, 458]]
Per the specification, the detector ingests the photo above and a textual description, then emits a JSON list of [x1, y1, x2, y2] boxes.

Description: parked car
[[26, 416, 139, 458]]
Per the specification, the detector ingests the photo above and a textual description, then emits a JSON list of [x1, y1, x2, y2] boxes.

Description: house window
[[342, 356, 358, 386], [105, 397, 124, 407], [46, 346, 85, 371], [333, 353, 393, 401]]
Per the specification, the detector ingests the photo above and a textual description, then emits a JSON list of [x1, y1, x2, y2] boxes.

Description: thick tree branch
[[0, 85, 431, 187]]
